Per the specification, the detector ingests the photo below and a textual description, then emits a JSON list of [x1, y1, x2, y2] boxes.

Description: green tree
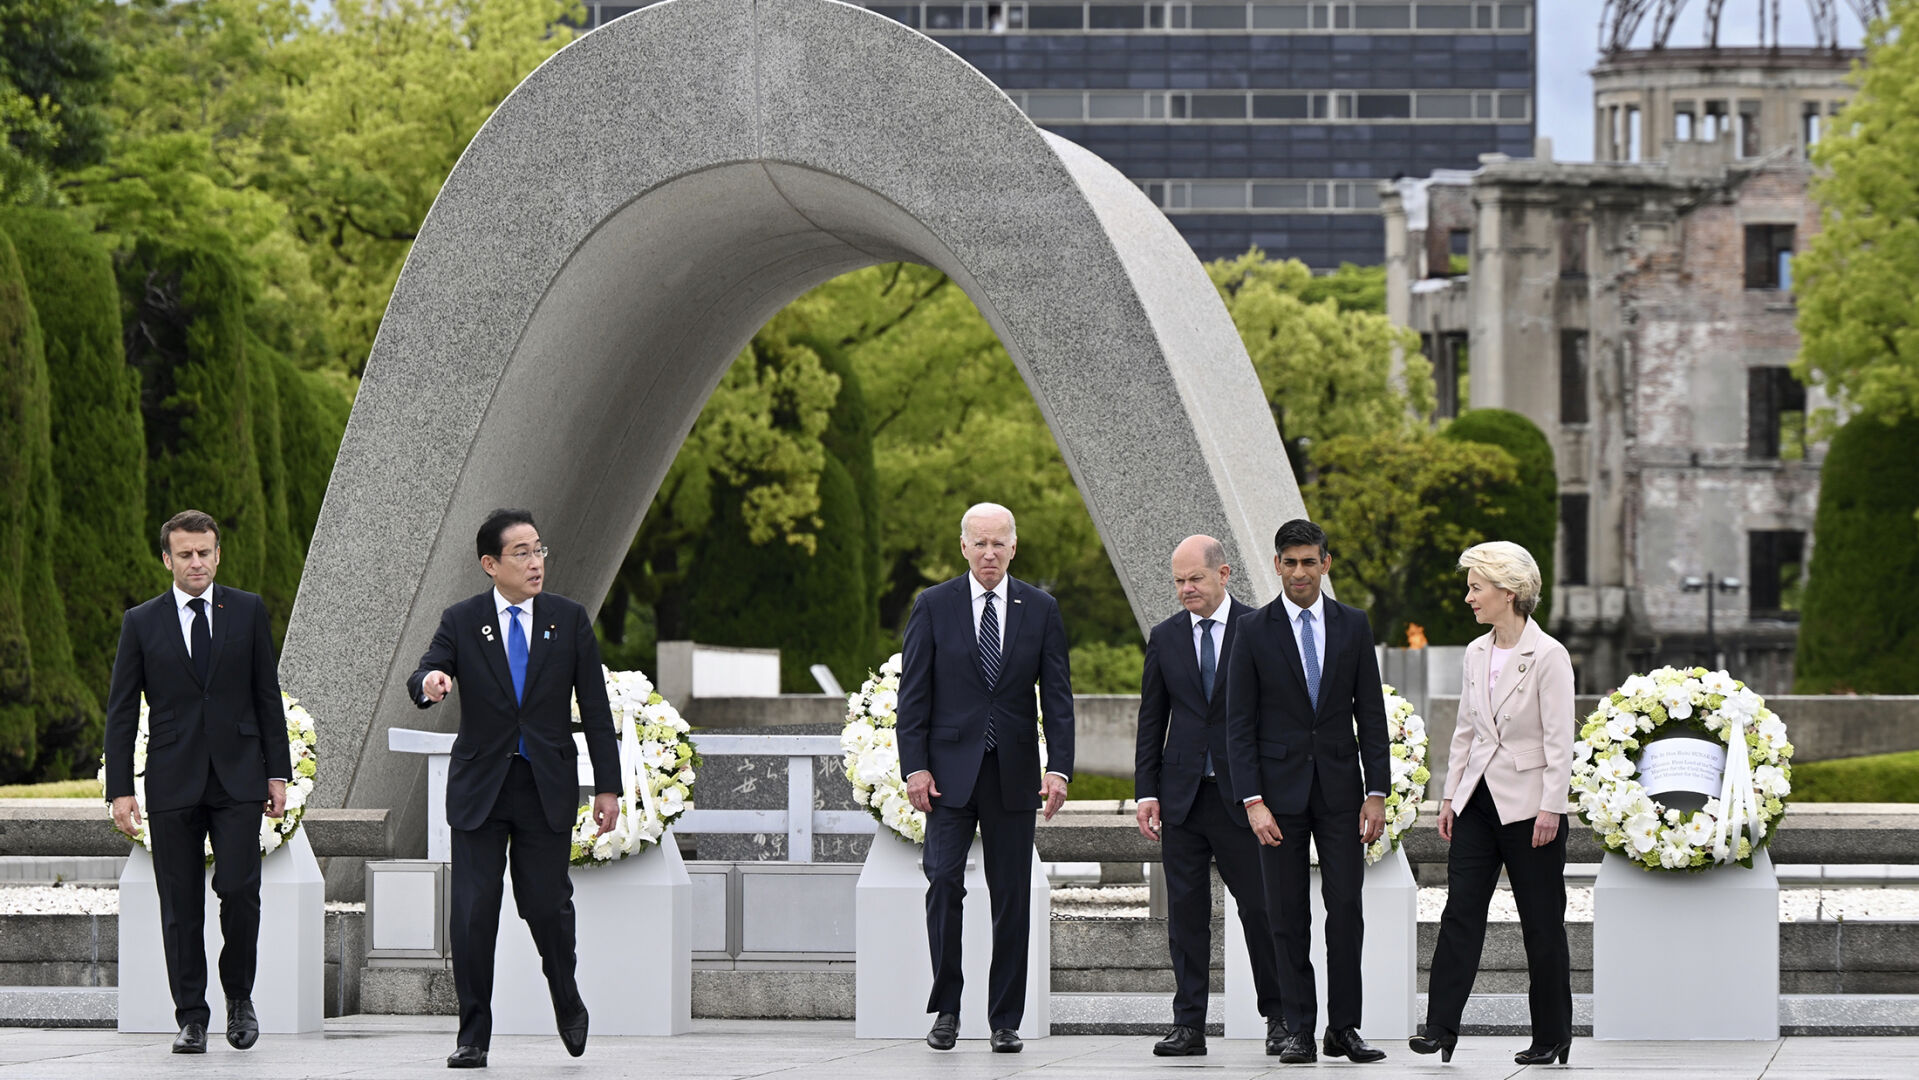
[[1793, 415, 1919, 693], [1403, 409, 1559, 644], [1, 0, 114, 203], [120, 232, 269, 594], [1207, 251, 1434, 484], [0, 207, 153, 688], [0, 229, 98, 780], [1796, 2, 1919, 426], [245, 334, 300, 640], [1304, 430, 1519, 645]]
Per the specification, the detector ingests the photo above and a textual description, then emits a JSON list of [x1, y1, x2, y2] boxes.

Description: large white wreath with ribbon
[[99, 693, 319, 858], [568, 666, 696, 866], [1571, 666, 1792, 871], [840, 652, 1050, 846]]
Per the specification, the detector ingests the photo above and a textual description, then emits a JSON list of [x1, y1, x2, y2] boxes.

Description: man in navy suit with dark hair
[[1225, 518, 1392, 1064], [408, 508, 623, 1069], [1135, 534, 1286, 1057], [897, 502, 1075, 1054]]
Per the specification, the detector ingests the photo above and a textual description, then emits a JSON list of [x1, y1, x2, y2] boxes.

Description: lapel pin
[[482, 625, 495, 640], [544, 630, 552, 640], [1518, 663, 1527, 672]]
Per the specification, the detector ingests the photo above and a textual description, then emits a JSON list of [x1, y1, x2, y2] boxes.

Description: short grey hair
[[1458, 540, 1543, 619], [960, 502, 1017, 543]]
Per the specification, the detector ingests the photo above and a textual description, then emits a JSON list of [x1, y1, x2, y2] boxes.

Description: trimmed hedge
[[1794, 416, 1919, 693], [0, 209, 152, 691], [0, 230, 100, 782], [1405, 409, 1558, 645]]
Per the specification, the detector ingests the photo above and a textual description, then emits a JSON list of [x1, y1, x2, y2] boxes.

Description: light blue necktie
[[507, 605, 529, 756], [1199, 617, 1217, 777], [1300, 609, 1321, 710]]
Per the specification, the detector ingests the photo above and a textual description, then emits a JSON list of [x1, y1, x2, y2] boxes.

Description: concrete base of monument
[[117, 829, 326, 1033], [854, 830, 1049, 1041], [489, 830, 692, 1036], [1220, 845, 1417, 1039], [1593, 848, 1780, 1040]]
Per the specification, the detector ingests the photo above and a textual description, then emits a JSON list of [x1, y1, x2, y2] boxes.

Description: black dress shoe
[[1514, 1039, 1571, 1065], [1277, 1030, 1317, 1064], [990, 1028, 1023, 1053], [1324, 1026, 1386, 1062], [446, 1045, 488, 1069], [225, 998, 259, 1050], [1265, 1016, 1291, 1055], [1153, 1025, 1206, 1056], [557, 1004, 589, 1058], [171, 1023, 207, 1054], [1408, 1026, 1458, 1063], [926, 1012, 959, 1051]]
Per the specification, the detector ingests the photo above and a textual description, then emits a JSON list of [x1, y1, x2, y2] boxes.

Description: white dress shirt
[[967, 574, 1008, 652], [1244, 590, 1383, 804], [1138, 598, 1230, 806], [172, 583, 212, 655], [495, 588, 534, 647]]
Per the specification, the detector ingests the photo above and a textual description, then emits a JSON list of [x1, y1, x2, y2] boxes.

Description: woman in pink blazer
[[1410, 541, 1574, 1066]]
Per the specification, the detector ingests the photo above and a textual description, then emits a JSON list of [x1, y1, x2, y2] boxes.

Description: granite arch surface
[[280, 0, 1306, 862]]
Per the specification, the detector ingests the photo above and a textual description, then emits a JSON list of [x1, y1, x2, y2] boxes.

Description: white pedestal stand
[[1223, 844, 1417, 1039], [1593, 849, 1779, 1040], [117, 829, 325, 1033], [855, 831, 1049, 1040], [489, 830, 693, 1036]]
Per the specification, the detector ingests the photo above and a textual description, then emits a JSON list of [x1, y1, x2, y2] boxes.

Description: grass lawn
[[1790, 748, 1919, 803], [1067, 773, 1134, 801], [0, 778, 104, 799]]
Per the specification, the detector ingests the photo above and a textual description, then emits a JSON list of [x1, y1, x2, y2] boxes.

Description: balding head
[[1171, 534, 1230, 617]]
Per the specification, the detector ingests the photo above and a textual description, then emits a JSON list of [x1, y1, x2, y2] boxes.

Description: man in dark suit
[[105, 509, 293, 1055], [408, 508, 622, 1069], [898, 502, 1075, 1054], [1134, 535, 1286, 1057], [1225, 518, 1391, 1064]]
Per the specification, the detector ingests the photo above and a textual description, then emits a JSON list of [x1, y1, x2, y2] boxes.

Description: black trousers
[[449, 757, 580, 1049], [147, 772, 262, 1028], [923, 749, 1037, 1031], [1163, 781, 1285, 1027], [1423, 785, 1572, 1042], [1258, 776, 1365, 1035]]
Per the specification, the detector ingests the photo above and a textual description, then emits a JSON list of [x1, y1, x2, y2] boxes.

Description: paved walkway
[[3, 1018, 1917, 1079]]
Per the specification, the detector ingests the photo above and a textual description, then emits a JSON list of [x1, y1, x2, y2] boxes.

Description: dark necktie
[[507, 606, 529, 757], [980, 591, 1001, 751], [1300, 609, 1321, 710], [187, 598, 210, 684], [1199, 617, 1217, 777]]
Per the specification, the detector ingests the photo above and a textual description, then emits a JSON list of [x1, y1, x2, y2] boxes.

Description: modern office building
[[575, 1, 1538, 267]]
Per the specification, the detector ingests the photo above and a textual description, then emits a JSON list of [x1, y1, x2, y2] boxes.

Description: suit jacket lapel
[[1489, 620, 1540, 724], [1206, 600, 1245, 715], [522, 595, 555, 699], [997, 578, 1026, 683], [202, 584, 234, 687], [477, 596, 517, 707], [156, 591, 197, 685], [1268, 600, 1310, 710]]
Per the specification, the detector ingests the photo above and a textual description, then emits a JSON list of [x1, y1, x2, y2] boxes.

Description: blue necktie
[[1300, 609, 1321, 710], [507, 606, 528, 756], [980, 592, 1001, 751], [1198, 617, 1217, 777]]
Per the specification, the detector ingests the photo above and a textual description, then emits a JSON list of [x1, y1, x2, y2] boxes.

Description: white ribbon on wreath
[[619, 702, 660, 826], [1712, 708, 1763, 864]]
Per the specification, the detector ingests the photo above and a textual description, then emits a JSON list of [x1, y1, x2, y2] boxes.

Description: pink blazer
[[1441, 618, 1575, 825]]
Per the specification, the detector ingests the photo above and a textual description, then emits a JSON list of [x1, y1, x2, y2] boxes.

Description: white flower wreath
[[99, 693, 319, 858], [1570, 666, 1792, 872], [1368, 683, 1430, 865], [840, 653, 1049, 846], [568, 666, 697, 867]]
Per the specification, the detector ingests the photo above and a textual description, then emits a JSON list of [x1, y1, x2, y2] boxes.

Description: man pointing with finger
[[407, 509, 623, 1069], [896, 502, 1075, 1054], [1225, 519, 1391, 1064]]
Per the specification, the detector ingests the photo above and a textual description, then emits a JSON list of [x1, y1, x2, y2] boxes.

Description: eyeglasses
[[498, 546, 550, 564]]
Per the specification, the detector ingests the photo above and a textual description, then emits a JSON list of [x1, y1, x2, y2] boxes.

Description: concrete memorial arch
[[281, 0, 1306, 863]]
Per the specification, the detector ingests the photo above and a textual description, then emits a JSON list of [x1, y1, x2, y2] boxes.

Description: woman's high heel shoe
[[1514, 1040, 1571, 1065], [1408, 1030, 1457, 1063]]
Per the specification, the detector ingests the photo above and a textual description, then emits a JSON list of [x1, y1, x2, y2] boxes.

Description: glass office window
[[1354, 3, 1412, 29], [924, 5, 966, 29], [1416, 93, 1475, 119], [1024, 92, 1084, 120], [1089, 2, 1148, 28], [1192, 94, 1250, 119], [1089, 94, 1148, 120], [1191, 2, 1249, 28], [1252, 3, 1311, 28], [1254, 93, 1313, 119], [1252, 182, 1313, 208], [1357, 94, 1412, 119], [1415, 3, 1473, 29], [1190, 181, 1249, 209], [1025, 3, 1086, 29], [1498, 93, 1530, 119]]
